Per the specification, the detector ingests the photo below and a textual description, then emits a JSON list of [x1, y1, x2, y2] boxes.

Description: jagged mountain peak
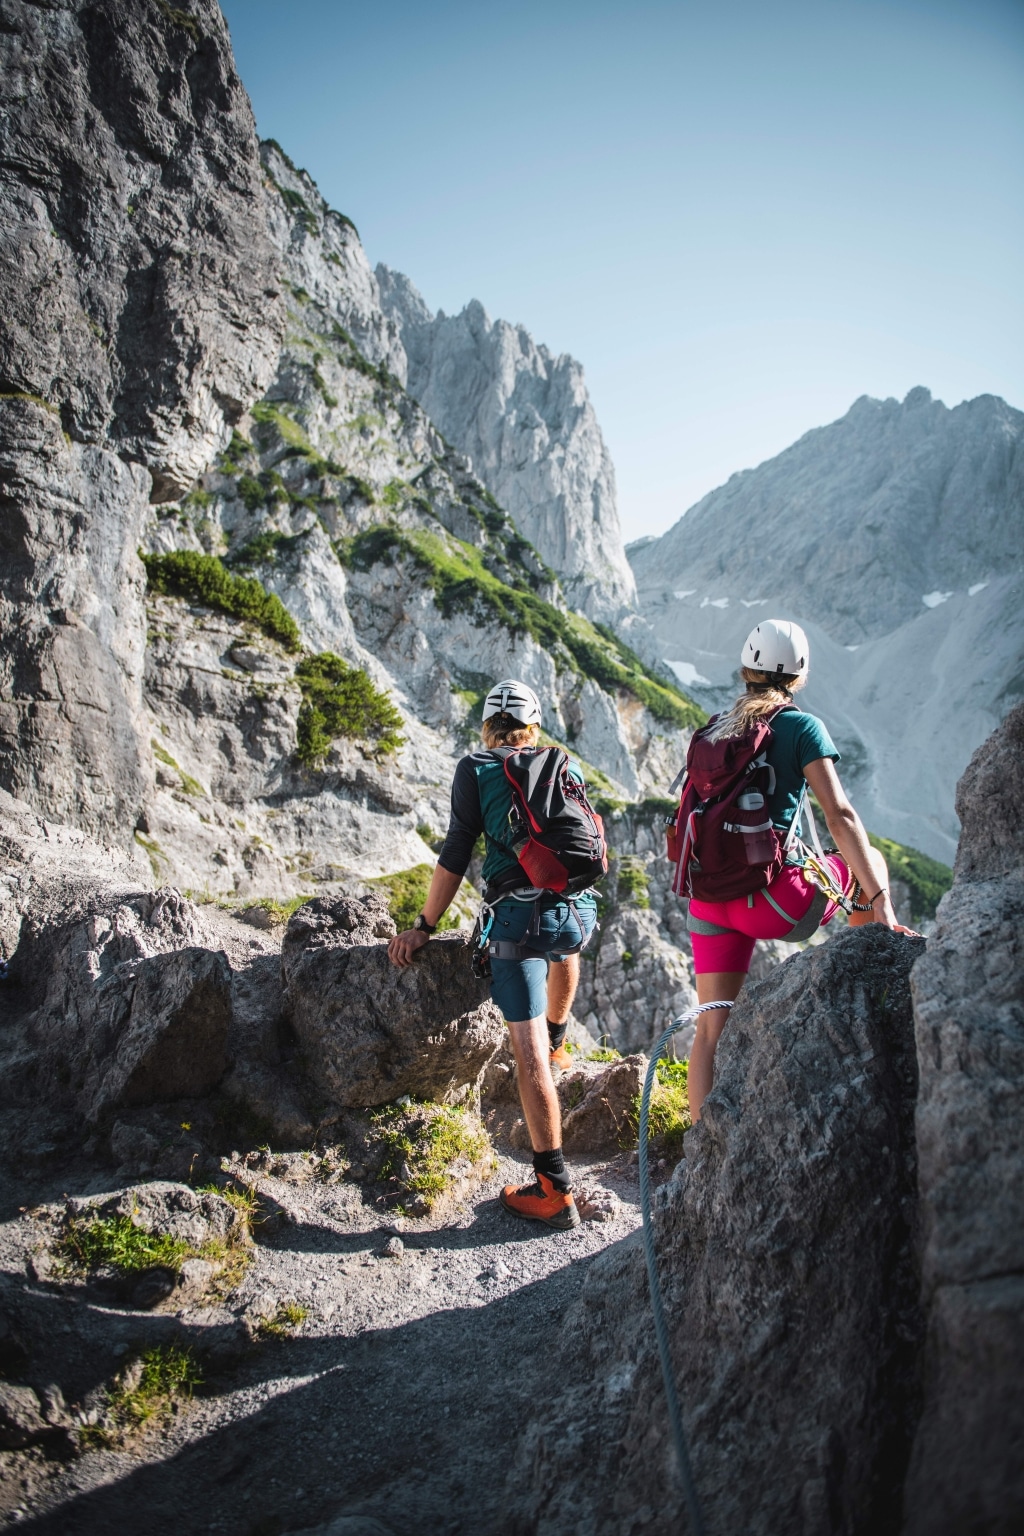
[[377, 261, 637, 621]]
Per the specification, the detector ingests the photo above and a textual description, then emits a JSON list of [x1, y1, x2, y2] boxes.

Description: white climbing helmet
[[740, 619, 810, 677], [481, 678, 543, 725]]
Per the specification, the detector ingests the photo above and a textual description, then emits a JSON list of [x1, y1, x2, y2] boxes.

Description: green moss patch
[[295, 651, 404, 764], [141, 551, 301, 652]]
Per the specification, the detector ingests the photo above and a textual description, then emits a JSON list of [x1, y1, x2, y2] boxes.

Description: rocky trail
[[0, 1139, 645, 1536]]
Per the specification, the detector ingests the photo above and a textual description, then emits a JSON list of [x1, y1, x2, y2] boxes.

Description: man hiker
[[387, 679, 602, 1230]]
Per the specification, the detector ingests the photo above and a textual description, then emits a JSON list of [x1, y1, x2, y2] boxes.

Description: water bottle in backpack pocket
[[727, 790, 777, 866]]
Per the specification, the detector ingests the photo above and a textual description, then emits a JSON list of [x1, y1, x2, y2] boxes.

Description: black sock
[[547, 1018, 568, 1051], [533, 1147, 571, 1194]]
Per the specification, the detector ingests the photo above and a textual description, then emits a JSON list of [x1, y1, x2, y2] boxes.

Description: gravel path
[[0, 1145, 645, 1536]]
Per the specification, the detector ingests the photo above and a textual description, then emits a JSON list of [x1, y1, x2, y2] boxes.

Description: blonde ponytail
[[704, 667, 806, 744]]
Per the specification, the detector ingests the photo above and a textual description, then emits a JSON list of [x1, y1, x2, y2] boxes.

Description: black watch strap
[[413, 913, 436, 935]]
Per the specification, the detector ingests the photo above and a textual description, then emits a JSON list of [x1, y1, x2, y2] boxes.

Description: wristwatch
[[412, 913, 436, 935]]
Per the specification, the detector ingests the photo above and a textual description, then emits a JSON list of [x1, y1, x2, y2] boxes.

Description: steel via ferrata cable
[[638, 998, 735, 1536]]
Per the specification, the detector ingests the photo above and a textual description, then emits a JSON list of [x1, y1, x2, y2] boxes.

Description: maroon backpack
[[666, 706, 794, 902]]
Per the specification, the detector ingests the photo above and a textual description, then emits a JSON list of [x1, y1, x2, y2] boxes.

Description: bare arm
[[802, 757, 913, 933], [386, 864, 464, 968]]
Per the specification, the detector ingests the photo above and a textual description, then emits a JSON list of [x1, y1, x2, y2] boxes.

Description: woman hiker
[[387, 679, 599, 1232], [685, 619, 918, 1123]]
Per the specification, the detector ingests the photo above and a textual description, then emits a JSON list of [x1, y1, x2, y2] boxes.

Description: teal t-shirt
[[765, 709, 840, 835]]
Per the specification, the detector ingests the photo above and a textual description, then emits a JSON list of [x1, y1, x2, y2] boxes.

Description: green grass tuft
[[93, 1344, 203, 1443], [155, 2, 201, 40], [295, 651, 404, 764], [0, 389, 59, 415], [141, 550, 301, 652], [240, 895, 314, 925], [258, 1300, 308, 1337], [626, 1057, 691, 1157], [370, 1102, 492, 1210], [251, 400, 314, 456], [152, 740, 205, 797], [62, 1215, 190, 1277], [616, 856, 650, 909]]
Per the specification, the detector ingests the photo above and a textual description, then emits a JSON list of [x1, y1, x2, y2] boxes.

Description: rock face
[[0, 0, 283, 488], [0, 0, 691, 945], [560, 1055, 645, 1154], [378, 267, 637, 620], [127, 137, 679, 897], [629, 388, 1024, 862], [282, 895, 505, 1106], [516, 925, 924, 1535], [0, 0, 283, 846], [903, 700, 1024, 1534], [0, 787, 149, 964], [24, 892, 232, 1121]]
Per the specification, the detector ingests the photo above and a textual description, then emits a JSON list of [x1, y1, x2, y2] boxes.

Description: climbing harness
[[469, 889, 599, 977], [787, 788, 874, 914], [639, 998, 734, 1536]]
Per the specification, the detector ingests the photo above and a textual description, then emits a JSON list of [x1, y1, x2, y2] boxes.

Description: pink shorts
[[689, 855, 850, 974]]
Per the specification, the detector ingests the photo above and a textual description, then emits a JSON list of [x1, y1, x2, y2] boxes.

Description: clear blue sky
[[221, 0, 1024, 543]]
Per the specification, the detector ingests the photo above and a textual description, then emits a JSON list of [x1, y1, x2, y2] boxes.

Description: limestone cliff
[[0, 0, 283, 844], [377, 266, 637, 621], [128, 137, 690, 899], [0, 1, 697, 918]]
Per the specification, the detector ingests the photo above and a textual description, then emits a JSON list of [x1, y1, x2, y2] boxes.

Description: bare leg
[[689, 971, 747, 1121], [545, 952, 579, 1024], [848, 847, 890, 928], [507, 1016, 561, 1151]]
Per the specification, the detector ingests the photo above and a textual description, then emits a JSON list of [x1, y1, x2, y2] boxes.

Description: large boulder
[[512, 925, 923, 1535], [903, 700, 1024, 1534], [282, 894, 505, 1107], [25, 891, 232, 1121]]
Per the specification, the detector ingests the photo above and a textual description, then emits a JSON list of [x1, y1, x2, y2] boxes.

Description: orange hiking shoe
[[499, 1172, 580, 1230], [549, 1043, 573, 1074]]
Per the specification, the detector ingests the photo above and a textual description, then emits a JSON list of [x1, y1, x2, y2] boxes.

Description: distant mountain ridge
[[631, 386, 1023, 640], [628, 387, 1024, 861]]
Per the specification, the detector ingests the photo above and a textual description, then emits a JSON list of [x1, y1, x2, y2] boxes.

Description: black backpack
[[494, 746, 608, 895]]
